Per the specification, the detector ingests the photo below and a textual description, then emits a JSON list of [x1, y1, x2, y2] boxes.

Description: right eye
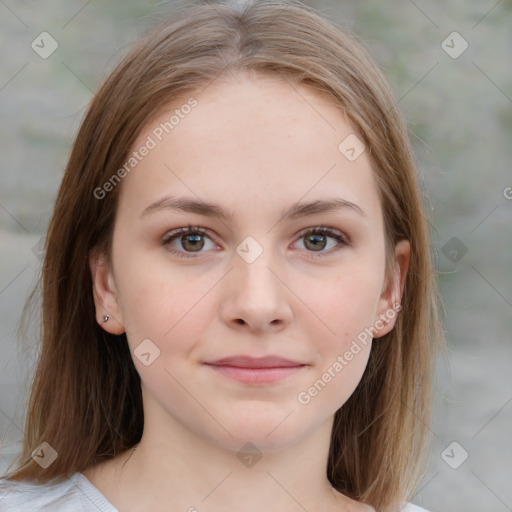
[[162, 225, 220, 258]]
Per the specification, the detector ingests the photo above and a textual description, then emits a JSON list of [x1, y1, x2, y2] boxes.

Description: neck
[[83, 411, 369, 511]]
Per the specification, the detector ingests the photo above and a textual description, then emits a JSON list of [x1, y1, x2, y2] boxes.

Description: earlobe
[[374, 239, 410, 338], [89, 254, 125, 335]]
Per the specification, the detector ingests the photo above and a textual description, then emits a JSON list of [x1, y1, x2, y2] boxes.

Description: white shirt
[[0, 472, 430, 511]]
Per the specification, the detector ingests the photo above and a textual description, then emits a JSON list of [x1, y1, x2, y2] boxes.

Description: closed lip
[[204, 356, 307, 368]]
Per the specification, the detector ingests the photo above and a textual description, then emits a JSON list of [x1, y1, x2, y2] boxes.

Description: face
[[91, 73, 409, 453]]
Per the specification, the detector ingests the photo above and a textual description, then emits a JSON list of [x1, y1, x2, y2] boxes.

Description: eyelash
[[161, 224, 350, 260]]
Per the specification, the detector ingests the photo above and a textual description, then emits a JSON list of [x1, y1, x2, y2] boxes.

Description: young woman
[[0, 1, 444, 511]]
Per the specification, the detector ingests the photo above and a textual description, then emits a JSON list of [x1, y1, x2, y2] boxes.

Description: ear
[[89, 253, 125, 335], [373, 239, 410, 338]]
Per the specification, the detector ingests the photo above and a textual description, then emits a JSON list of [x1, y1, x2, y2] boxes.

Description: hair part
[[3, 1, 445, 510]]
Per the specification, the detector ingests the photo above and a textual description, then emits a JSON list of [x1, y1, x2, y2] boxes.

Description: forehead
[[116, 74, 382, 227]]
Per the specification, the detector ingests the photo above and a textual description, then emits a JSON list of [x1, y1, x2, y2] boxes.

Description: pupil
[[183, 234, 204, 251], [306, 234, 326, 251]]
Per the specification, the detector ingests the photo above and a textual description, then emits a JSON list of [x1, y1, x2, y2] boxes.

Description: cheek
[[303, 343, 372, 415], [303, 265, 383, 345], [294, 265, 381, 407], [113, 249, 218, 358]]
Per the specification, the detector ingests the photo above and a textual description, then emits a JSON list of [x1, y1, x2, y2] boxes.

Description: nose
[[219, 249, 293, 335]]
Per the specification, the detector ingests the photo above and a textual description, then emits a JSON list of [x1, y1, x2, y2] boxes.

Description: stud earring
[[102, 314, 110, 323]]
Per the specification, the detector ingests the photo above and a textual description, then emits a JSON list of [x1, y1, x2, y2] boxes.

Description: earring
[[102, 314, 110, 323]]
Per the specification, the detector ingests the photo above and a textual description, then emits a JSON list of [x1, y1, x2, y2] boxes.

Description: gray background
[[1, 1, 511, 511]]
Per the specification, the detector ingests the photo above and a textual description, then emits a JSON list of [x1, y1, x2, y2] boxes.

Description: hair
[[2, 1, 445, 510]]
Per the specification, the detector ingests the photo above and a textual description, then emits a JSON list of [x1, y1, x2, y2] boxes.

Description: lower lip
[[205, 364, 306, 384]]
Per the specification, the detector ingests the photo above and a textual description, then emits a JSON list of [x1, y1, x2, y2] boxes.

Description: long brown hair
[[2, 1, 445, 509]]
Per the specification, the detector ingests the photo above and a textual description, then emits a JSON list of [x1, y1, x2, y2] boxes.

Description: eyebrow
[[140, 195, 367, 222]]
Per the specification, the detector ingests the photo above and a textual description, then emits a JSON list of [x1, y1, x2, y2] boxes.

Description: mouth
[[203, 356, 308, 384]]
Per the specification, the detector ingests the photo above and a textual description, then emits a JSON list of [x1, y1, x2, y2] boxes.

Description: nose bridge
[[221, 234, 292, 331], [234, 235, 282, 302]]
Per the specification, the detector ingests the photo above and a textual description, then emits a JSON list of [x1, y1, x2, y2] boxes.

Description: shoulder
[[401, 503, 430, 512], [0, 473, 119, 512]]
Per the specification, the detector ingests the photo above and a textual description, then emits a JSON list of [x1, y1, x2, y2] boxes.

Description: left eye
[[292, 226, 349, 255], [162, 225, 349, 259]]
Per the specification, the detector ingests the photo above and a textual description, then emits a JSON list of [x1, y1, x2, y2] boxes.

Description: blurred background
[[0, 1, 511, 510]]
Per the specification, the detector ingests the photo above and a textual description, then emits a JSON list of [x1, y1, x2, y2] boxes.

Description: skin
[[86, 71, 409, 512]]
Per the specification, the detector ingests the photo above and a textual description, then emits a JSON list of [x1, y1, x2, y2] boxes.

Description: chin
[[205, 410, 316, 453]]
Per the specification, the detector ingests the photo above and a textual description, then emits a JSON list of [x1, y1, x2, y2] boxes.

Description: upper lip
[[204, 356, 307, 368]]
